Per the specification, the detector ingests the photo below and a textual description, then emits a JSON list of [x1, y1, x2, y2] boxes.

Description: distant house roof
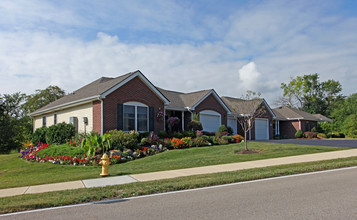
[[30, 70, 170, 116], [313, 114, 333, 122], [158, 88, 231, 113], [221, 96, 276, 118], [273, 106, 332, 122]]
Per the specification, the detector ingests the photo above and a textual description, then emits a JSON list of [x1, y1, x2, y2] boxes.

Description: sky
[[1, 0, 357, 106]]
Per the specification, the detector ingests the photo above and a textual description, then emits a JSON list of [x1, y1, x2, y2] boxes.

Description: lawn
[[0, 142, 347, 189], [1, 156, 357, 214]]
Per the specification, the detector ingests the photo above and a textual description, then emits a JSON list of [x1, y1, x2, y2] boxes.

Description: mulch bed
[[235, 150, 262, 154]]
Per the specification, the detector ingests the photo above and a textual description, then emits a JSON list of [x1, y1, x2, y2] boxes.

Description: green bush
[[190, 137, 209, 147], [295, 130, 303, 138], [217, 125, 228, 133], [304, 131, 317, 139], [227, 126, 233, 135], [172, 132, 183, 139], [158, 131, 169, 139], [183, 130, 195, 138], [212, 136, 228, 145], [188, 120, 203, 132], [45, 122, 75, 145], [32, 126, 48, 144], [221, 135, 235, 143], [317, 133, 327, 138], [37, 144, 85, 158], [107, 129, 139, 150]]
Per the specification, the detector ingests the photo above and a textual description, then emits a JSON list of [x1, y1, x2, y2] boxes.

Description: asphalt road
[[3, 167, 357, 220], [258, 139, 357, 148]]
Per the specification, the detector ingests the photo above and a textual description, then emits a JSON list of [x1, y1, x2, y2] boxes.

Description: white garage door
[[227, 118, 237, 135], [200, 110, 221, 132], [255, 118, 269, 140]]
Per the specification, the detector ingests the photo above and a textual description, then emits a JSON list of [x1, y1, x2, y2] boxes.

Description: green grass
[[0, 142, 348, 189], [1, 156, 356, 214]]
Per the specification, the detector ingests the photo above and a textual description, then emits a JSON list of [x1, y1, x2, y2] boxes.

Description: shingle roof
[[273, 106, 325, 121], [221, 96, 262, 115], [31, 71, 137, 115], [157, 88, 212, 110], [313, 114, 333, 122]]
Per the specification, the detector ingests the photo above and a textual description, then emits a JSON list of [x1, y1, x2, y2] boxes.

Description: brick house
[[30, 70, 279, 140], [273, 106, 332, 139], [221, 97, 276, 140], [30, 70, 232, 135]]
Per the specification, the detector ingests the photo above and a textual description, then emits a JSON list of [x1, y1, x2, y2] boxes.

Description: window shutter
[[149, 106, 154, 131], [117, 104, 123, 130]]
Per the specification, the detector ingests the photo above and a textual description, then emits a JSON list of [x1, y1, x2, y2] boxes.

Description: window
[[54, 114, 57, 125], [123, 102, 148, 132], [42, 116, 46, 127]]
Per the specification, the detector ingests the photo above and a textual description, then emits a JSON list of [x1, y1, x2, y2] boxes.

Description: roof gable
[[30, 70, 170, 116], [273, 106, 323, 121], [158, 88, 231, 113]]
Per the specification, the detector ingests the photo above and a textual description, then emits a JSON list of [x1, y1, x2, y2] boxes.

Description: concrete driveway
[[257, 139, 357, 148]]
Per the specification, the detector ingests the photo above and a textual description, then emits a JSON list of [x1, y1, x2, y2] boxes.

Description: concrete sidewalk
[[1, 149, 357, 198]]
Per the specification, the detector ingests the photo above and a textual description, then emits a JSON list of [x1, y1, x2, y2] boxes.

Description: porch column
[[182, 111, 184, 131]]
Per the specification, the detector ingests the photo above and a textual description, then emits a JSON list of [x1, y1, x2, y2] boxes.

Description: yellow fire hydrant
[[99, 153, 110, 177]]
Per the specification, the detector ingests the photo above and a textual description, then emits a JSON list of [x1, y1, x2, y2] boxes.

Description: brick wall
[[193, 93, 228, 126], [280, 120, 300, 139], [92, 100, 102, 134], [102, 76, 165, 133]]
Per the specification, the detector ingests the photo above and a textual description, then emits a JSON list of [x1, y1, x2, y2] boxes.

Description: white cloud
[[0, 0, 356, 106], [238, 62, 261, 91]]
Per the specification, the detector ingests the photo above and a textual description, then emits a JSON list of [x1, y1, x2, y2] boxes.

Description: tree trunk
[[244, 130, 248, 151]]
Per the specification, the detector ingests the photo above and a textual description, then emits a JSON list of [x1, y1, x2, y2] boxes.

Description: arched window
[[123, 102, 148, 132]]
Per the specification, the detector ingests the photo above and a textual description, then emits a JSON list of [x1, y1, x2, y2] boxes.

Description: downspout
[[100, 98, 104, 135], [299, 119, 301, 130]]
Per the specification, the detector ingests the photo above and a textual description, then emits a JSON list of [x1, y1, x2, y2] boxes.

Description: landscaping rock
[[109, 150, 122, 158], [124, 149, 133, 155]]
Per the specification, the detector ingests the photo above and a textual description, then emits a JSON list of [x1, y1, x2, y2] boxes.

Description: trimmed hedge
[[36, 144, 85, 158], [46, 122, 75, 144]]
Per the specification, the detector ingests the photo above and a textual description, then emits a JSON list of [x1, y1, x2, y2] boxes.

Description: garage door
[[227, 118, 237, 135], [255, 118, 269, 140], [200, 110, 221, 132]]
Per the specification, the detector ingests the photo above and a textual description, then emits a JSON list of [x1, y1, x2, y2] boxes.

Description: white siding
[[33, 103, 93, 133]]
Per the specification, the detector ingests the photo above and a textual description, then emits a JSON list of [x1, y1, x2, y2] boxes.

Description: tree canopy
[[280, 73, 342, 116]]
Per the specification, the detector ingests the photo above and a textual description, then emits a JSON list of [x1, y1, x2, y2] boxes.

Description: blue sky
[[1, 0, 356, 106]]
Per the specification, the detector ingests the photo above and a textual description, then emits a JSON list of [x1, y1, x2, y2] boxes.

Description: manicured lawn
[[0, 142, 347, 189], [1, 156, 356, 214]]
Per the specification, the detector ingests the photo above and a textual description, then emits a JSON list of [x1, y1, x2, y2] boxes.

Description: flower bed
[[20, 133, 245, 167]]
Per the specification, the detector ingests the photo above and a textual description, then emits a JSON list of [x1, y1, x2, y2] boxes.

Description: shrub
[[139, 132, 150, 140], [227, 126, 233, 135], [304, 131, 317, 139], [217, 125, 228, 133], [202, 131, 216, 136], [172, 132, 183, 139], [222, 135, 235, 143], [196, 130, 203, 137], [107, 129, 139, 150], [45, 122, 75, 145], [216, 131, 229, 137], [146, 132, 161, 145], [158, 130, 169, 139], [190, 137, 209, 147], [32, 126, 48, 144], [295, 130, 303, 138], [317, 133, 327, 138], [188, 120, 203, 132], [37, 144, 85, 158], [183, 130, 195, 138], [212, 136, 228, 145]]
